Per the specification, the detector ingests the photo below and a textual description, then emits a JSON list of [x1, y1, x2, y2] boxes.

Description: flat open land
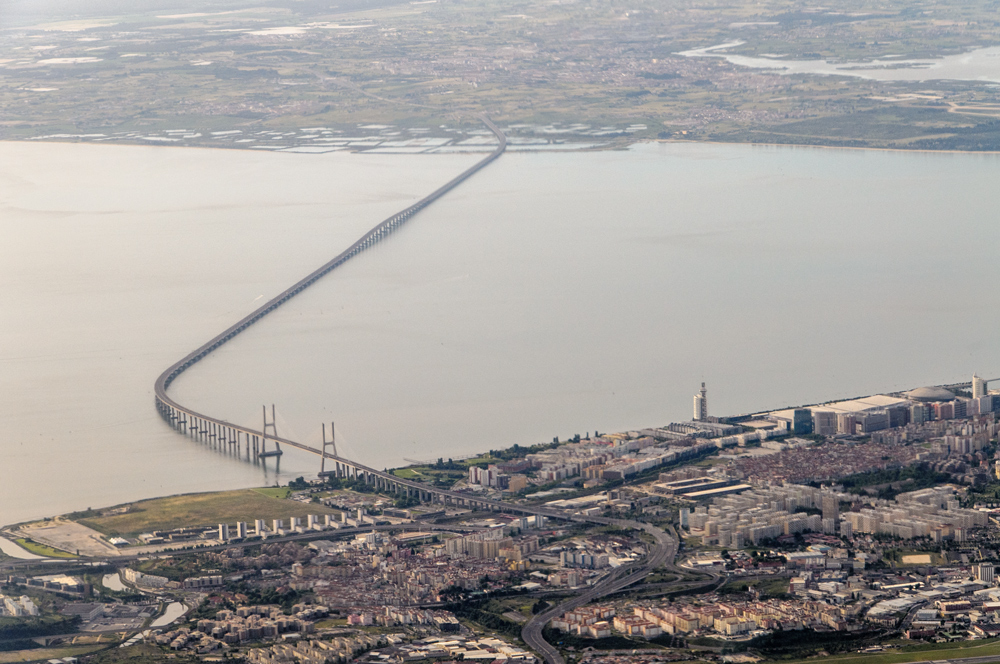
[[73, 489, 339, 538], [889, 549, 946, 566], [16, 520, 118, 558], [776, 639, 1000, 664], [900, 553, 933, 564], [3, 0, 1000, 150], [13, 538, 78, 558], [0, 645, 106, 664]]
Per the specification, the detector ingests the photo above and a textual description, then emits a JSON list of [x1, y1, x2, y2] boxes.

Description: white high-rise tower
[[693, 382, 708, 421], [973, 374, 988, 399]]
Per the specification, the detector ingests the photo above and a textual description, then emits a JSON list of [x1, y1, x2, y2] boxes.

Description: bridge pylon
[[259, 404, 283, 458], [320, 421, 338, 476]]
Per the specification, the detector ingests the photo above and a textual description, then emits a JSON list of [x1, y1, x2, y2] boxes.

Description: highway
[[521, 520, 694, 664]]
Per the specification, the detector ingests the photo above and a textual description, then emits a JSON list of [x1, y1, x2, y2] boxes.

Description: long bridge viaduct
[[150, 126, 685, 664], [152, 118, 552, 516]]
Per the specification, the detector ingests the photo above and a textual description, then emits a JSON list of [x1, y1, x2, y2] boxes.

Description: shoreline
[[6, 135, 1000, 157], [3, 377, 982, 534], [677, 137, 1000, 157], [4, 132, 996, 539]]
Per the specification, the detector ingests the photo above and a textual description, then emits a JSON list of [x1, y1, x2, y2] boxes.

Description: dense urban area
[[9, 377, 1000, 664]]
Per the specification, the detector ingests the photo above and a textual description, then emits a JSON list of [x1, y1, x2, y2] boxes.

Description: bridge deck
[[146, 117, 678, 664], [152, 118, 521, 508]]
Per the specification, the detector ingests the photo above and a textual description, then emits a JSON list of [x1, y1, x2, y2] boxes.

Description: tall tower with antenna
[[693, 382, 708, 421]]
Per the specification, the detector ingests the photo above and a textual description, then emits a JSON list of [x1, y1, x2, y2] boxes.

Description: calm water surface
[[151, 602, 187, 627], [0, 536, 43, 559], [0, 141, 478, 527], [3, 140, 1000, 527], [102, 573, 125, 591], [680, 43, 1000, 83]]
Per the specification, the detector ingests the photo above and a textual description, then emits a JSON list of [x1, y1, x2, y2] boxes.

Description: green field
[[774, 638, 1000, 664], [252, 488, 294, 500], [13, 538, 77, 559], [76, 489, 339, 537], [0, 645, 105, 663], [75, 643, 174, 664], [460, 456, 493, 467], [315, 618, 349, 629], [390, 463, 469, 488], [721, 577, 789, 597]]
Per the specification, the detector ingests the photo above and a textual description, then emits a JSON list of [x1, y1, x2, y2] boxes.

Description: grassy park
[[13, 538, 77, 559], [0, 645, 106, 663], [775, 638, 1000, 664], [720, 577, 789, 597], [252, 487, 294, 500]]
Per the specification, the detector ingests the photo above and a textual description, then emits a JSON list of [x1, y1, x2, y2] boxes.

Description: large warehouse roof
[[772, 394, 909, 418]]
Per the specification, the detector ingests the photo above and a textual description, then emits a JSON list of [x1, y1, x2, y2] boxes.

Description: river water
[[679, 43, 1000, 84], [3, 140, 1000, 527], [0, 141, 479, 526], [150, 602, 187, 627], [102, 572, 126, 591], [0, 536, 43, 559]]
